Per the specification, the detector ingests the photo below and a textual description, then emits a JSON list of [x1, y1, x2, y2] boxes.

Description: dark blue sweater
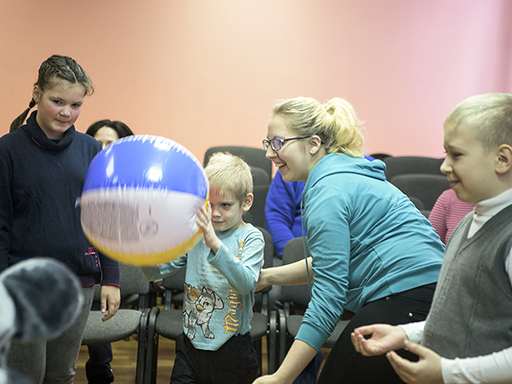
[[0, 111, 119, 287]]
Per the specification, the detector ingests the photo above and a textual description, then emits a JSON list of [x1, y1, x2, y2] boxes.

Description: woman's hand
[[256, 268, 269, 292], [351, 323, 408, 356]]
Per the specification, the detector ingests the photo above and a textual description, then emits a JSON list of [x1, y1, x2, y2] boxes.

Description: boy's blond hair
[[204, 152, 253, 203], [445, 93, 512, 151]]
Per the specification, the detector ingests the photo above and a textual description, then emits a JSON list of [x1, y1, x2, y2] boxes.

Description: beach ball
[[80, 135, 209, 266]]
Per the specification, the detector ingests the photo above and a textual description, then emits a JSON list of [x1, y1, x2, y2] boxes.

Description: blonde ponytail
[[272, 96, 365, 157], [323, 98, 364, 157]]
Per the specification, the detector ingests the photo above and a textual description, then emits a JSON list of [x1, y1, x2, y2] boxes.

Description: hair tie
[[324, 102, 335, 115]]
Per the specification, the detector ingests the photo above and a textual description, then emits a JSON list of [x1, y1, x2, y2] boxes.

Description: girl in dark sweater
[[0, 55, 121, 384]]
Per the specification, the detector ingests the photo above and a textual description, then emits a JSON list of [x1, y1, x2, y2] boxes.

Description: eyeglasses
[[262, 136, 311, 151]]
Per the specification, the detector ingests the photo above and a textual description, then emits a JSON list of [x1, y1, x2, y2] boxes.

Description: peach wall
[[1, 0, 511, 164]]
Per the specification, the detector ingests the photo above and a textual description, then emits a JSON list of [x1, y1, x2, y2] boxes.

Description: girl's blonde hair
[[271, 96, 365, 157], [205, 152, 253, 203]]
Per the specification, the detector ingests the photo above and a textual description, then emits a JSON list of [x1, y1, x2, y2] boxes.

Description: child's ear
[[242, 193, 254, 212], [32, 85, 40, 104], [495, 144, 512, 175]]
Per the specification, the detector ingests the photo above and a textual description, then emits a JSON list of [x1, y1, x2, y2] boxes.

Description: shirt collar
[[474, 188, 512, 218]]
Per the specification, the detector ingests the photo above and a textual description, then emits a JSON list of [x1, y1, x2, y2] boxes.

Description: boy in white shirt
[[352, 92, 512, 383]]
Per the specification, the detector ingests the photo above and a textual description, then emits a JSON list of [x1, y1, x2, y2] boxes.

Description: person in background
[[84, 119, 134, 384], [85, 119, 134, 149], [428, 188, 474, 244], [254, 96, 445, 384], [143, 152, 264, 384], [264, 171, 304, 260], [0, 54, 120, 384], [352, 92, 512, 383]]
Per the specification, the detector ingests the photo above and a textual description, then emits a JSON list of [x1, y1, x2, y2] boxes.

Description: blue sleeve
[[296, 186, 352, 351], [98, 252, 120, 286], [208, 230, 264, 296], [265, 172, 304, 258], [141, 255, 187, 281]]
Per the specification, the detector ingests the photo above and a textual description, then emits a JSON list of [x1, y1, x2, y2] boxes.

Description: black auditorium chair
[[383, 156, 444, 180], [81, 264, 151, 384], [390, 173, 450, 213]]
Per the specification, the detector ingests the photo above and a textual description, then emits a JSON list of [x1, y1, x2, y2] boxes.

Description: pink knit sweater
[[428, 188, 475, 244]]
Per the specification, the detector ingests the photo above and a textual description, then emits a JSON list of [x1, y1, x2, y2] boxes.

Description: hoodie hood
[[305, 153, 386, 190]]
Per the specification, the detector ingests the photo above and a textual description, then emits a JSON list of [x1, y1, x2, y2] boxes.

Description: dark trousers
[[317, 283, 436, 384], [86, 301, 114, 384], [170, 332, 259, 384]]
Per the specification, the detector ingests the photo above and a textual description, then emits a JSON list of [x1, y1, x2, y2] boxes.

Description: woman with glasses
[[254, 97, 445, 384]]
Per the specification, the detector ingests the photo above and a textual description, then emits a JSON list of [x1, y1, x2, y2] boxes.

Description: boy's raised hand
[[387, 340, 443, 384], [351, 324, 408, 356], [196, 203, 221, 253]]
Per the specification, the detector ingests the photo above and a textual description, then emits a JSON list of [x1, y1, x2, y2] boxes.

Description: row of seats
[[204, 147, 449, 224], [383, 156, 448, 215]]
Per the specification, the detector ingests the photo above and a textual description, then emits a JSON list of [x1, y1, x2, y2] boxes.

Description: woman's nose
[[265, 146, 276, 159]]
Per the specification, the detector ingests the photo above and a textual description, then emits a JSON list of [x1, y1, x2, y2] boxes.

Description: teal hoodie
[[297, 153, 445, 351]]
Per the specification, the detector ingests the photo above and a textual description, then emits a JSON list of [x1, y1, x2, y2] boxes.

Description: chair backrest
[[383, 156, 444, 180], [369, 153, 392, 161], [119, 264, 151, 296], [243, 184, 270, 228], [203, 146, 272, 184], [161, 266, 186, 309], [92, 263, 150, 306], [280, 237, 311, 307], [256, 226, 274, 270], [161, 267, 186, 290], [390, 173, 450, 211], [251, 167, 271, 186]]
